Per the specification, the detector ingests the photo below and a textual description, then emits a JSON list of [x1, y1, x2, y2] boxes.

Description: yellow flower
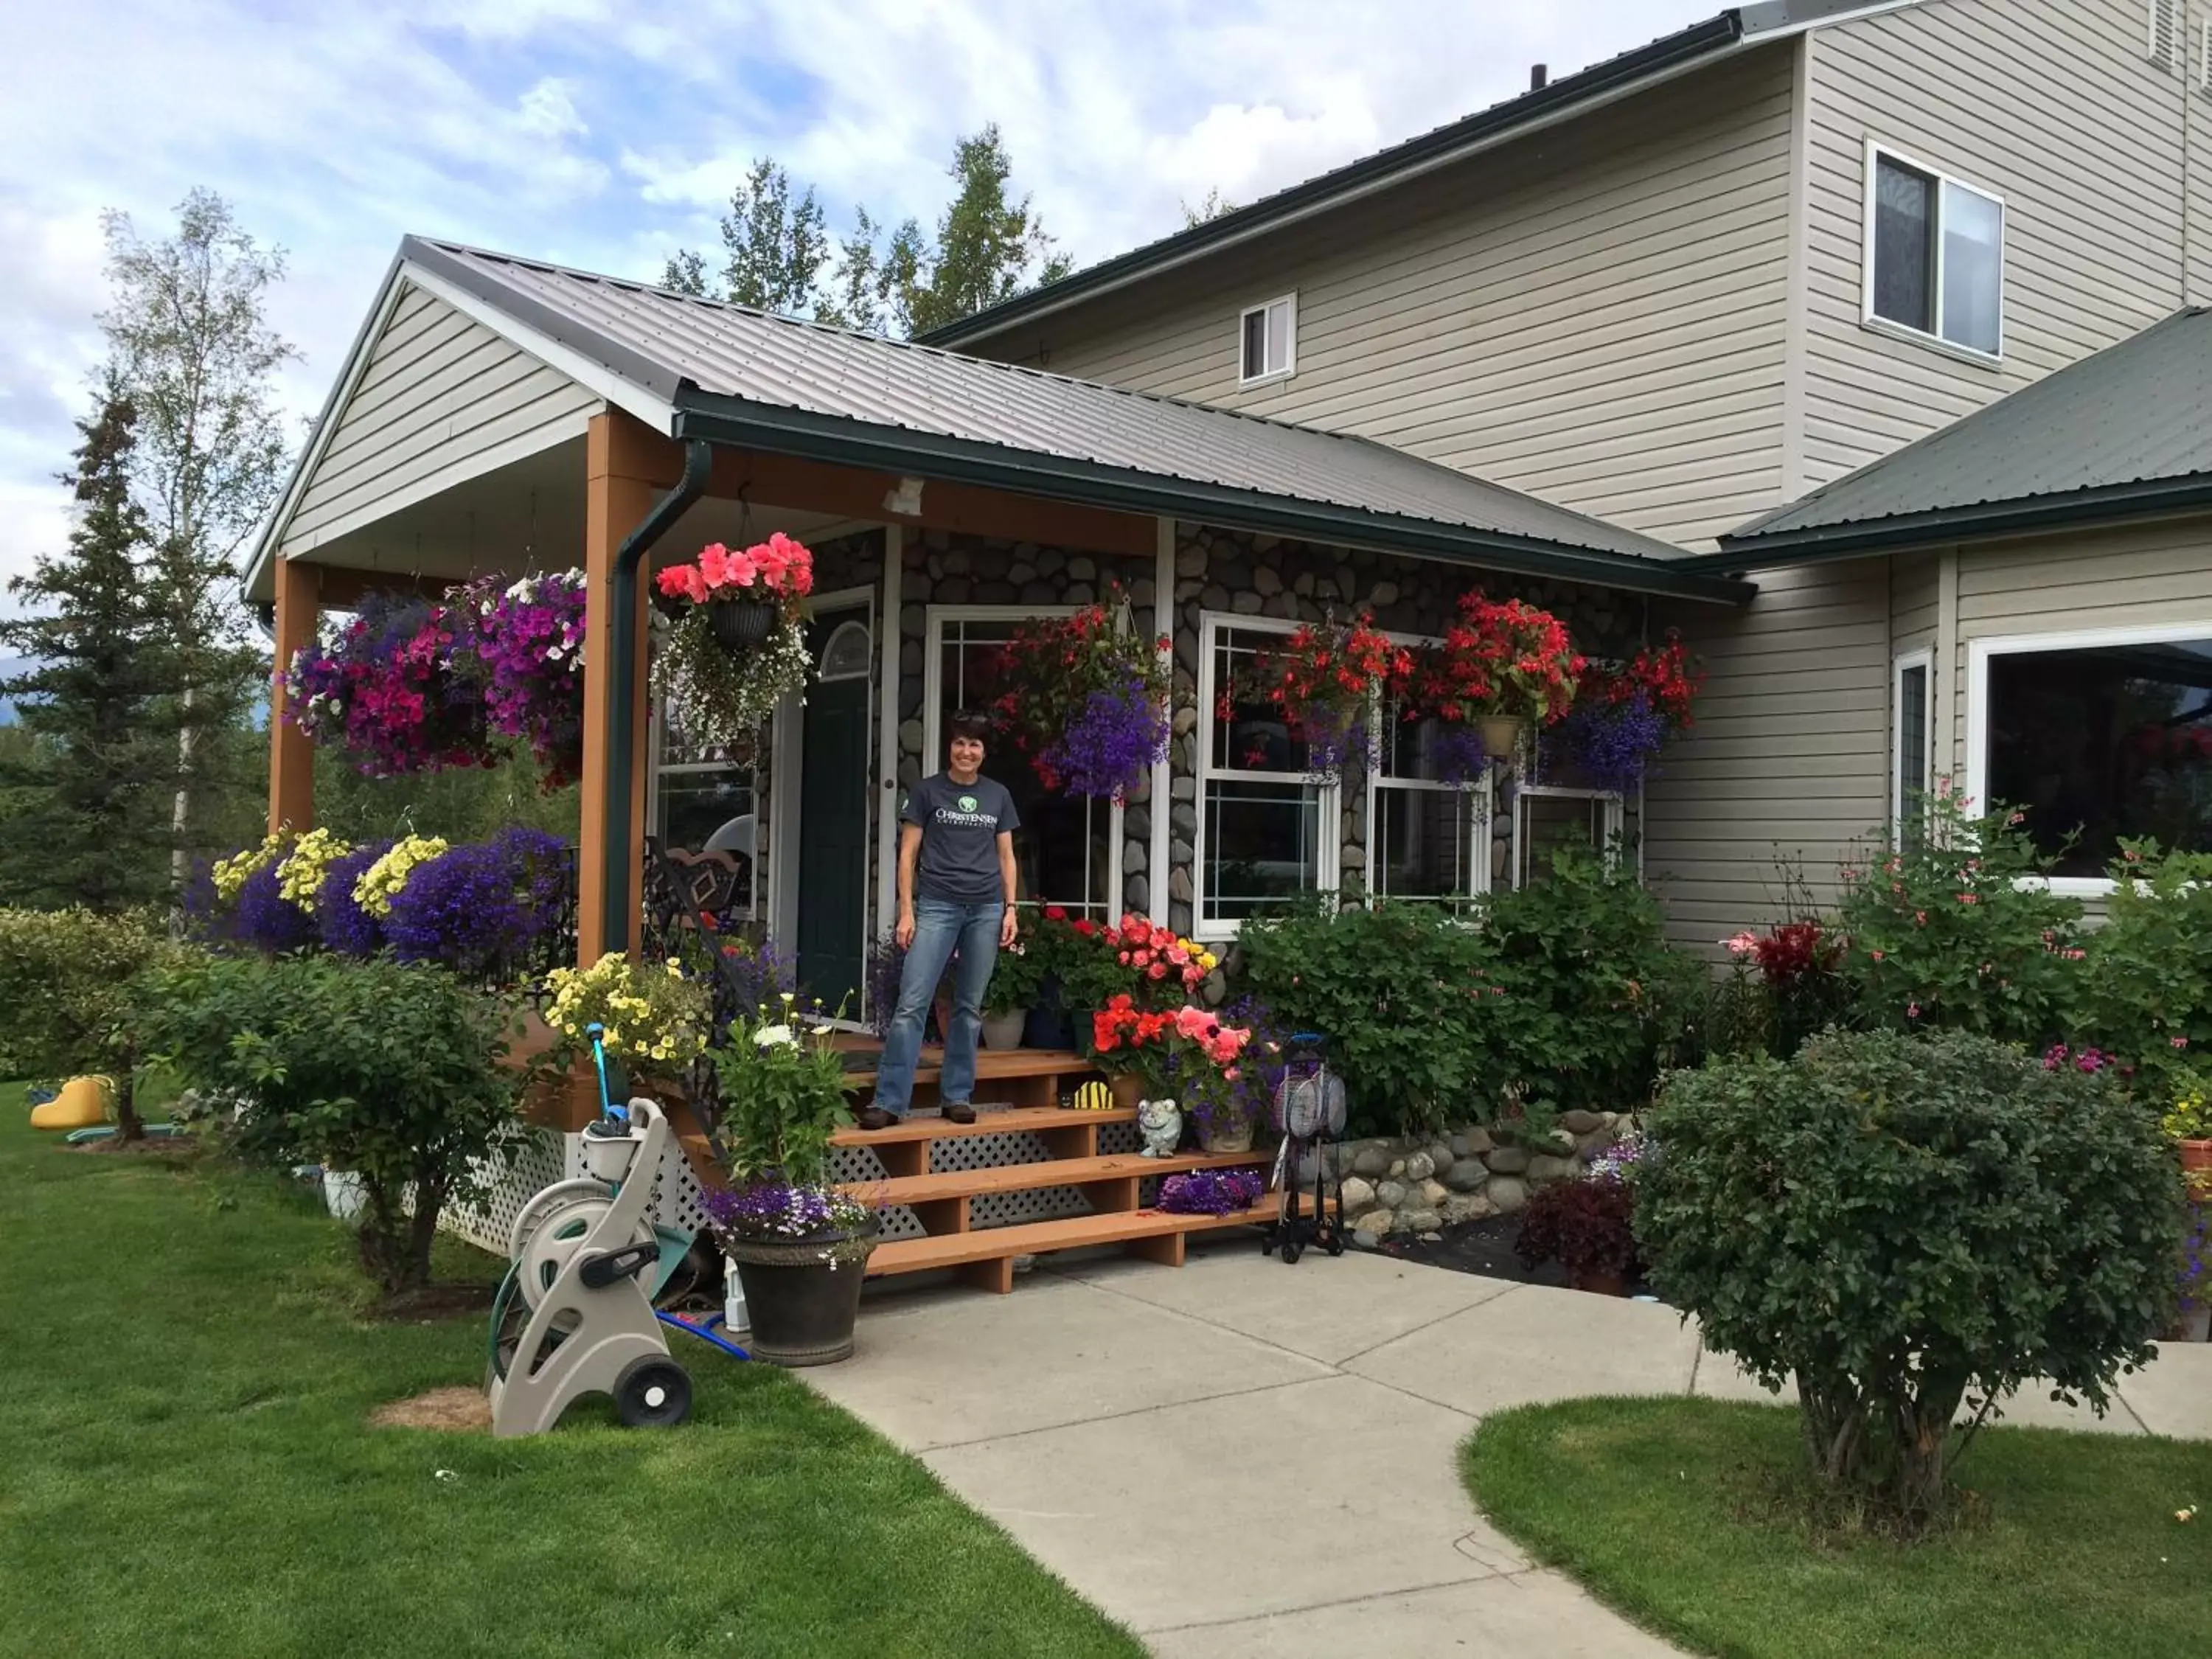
[[354, 835, 449, 916]]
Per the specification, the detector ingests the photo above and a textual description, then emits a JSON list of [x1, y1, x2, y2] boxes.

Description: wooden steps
[[868, 1200, 1316, 1293], [842, 1149, 1265, 1208], [837, 1048, 1100, 1112], [830, 1104, 1133, 1147]]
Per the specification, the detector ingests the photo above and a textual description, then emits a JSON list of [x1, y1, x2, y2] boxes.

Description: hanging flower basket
[[453, 571, 588, 787], [652, 536, 815, 753], [1410, 592, 1582, 779], [1540, 634, 1703, 792], [988, 592, 1171, 799], [1242, 612, 1413, 782], [282, 593, 497, 776]]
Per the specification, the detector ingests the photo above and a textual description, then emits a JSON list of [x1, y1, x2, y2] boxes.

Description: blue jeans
[[871, 897, 1003, 1117]]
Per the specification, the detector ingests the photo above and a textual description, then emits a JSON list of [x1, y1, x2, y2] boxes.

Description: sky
[[0, 0, 1720, 599]]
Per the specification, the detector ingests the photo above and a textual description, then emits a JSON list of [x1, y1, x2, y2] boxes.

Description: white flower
[[754, 1024, 796, 1048]]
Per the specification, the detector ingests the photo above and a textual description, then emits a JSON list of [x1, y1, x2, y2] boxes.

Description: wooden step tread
[[840, 1048, 1097, 1092], [866, 1202, 1293, 1276], [841, 1150, 1269, 1207], [830, 1104, 1133, 1147]]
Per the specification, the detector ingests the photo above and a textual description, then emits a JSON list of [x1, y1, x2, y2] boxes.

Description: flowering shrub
[[383, 827, 568, 981], [1714, 914, 1854, 1059], [2079, 841, 2212, 1107], [1158, 1167, 1265, 1217], [990, 597, 1171, 798], [652, 537, 816, 754], [543, 951, 713, 1084], [275, 827, 352, 911], [1411, 591, 1583, 731], [352, 835, 448, 917], [283, 593, 495, 776], [318, 840, 393, 958], [456, 571, 588, 786], [1837, 782, 2084, 1047], [1246, 613, 1413, 779]]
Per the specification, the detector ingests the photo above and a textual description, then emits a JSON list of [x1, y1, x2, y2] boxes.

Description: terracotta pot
[[724, 1221, 880, 1366], [1107, 1072, 1145, 1110], [981, 1010, 1029, 1051], [1476, 714, 1525, 766], [707, 597, 779, 650], [1195, 1115, 1256, 1155], [2179, 1138, 2212, 1174], [1571, 1267, 1631, 1298]]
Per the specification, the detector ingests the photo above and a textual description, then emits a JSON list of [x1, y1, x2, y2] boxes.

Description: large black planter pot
[[1023, 975, 1076, 1049], [726, 1223, 878, 1366], [708, 598, 779, 650]]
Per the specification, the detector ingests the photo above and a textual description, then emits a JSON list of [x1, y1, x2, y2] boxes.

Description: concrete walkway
[[801, 1241, 2212, 1657]]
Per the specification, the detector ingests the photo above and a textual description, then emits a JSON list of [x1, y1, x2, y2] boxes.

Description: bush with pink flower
[[651, 535, 817, 754]]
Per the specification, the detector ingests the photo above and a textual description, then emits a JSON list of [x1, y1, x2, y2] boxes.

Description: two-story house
[[245, 0, 2212, 1005]]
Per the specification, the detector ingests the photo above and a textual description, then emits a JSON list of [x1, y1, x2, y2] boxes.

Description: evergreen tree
[[0, 392, 173, 909]]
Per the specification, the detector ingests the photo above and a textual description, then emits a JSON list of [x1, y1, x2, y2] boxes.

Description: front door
[[794, 611, 872, 1015]]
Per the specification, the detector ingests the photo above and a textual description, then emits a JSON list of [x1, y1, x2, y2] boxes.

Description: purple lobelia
[[384, 826, 568, 981], [1158, 1167, 1265, 1217], [318, 839, 394, 958], [1546, 689, 1672, 792], [229, 860, 317, 955], [1039, 675, 1172, 800], [1430, 723, 1489, 787]]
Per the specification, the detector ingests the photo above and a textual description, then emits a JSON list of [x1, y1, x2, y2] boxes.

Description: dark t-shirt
[[902, 772, 1020, 903]]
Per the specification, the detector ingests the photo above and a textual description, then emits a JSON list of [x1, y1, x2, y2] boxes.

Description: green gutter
[[919, 13, 1746, 348], [602, 439, 712, 956], [1687, 474, 2212, 573], [671, 399, 1756, 605]]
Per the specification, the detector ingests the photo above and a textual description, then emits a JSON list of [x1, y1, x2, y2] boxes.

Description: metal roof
[[1710, 307, 2212, 563], [920, 1, 1913, 350], [398, 237, 1752, 602]]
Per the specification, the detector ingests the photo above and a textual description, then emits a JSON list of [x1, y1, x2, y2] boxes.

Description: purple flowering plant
[[1429, 723, 1489, 787], [1543, 689, 1672, 792], [282, 593, 496, 777], [229, 860, 318, 955], [1158, 1166, 1265, 1217], [990, 593, 1172, 800], [385, 827, 568, 981], [454, 571, 588, 786], [1039, 675, 1172, 799], [318, 840, 394, 958]]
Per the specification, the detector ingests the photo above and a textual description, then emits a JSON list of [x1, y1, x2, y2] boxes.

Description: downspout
[[602, 438, 713, 955]]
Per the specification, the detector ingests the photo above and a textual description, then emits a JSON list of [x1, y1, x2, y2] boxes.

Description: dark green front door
[[795, 614, 870, 1015]]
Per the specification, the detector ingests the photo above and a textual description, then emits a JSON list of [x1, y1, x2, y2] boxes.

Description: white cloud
[[0, 0, 1714, 594]]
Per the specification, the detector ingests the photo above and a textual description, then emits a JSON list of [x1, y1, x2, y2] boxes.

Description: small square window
[[1239, 293, 1295, 384], [1865, 147, 2003, 358]]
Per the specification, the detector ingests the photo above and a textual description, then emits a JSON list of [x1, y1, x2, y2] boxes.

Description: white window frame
[[1237, 292, 1298, 388], [922, 604, 1124, 922], [1892, 647, 1935, 830], [1966, 617, 2212, 897], [1509, 784, 1626, 890], [1194, 612, 1340, 939], [1860, 140, 2006, 366], [1363, 624, 1493, 908]]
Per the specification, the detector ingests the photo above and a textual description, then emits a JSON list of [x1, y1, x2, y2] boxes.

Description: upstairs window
[[1865, 146, 2004, 359], [1239, 293, 1296, 386]]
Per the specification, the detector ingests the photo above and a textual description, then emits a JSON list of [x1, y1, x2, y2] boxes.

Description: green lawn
[[1465, 1394, 2212, 1659], [0, 1093, 1141, 1659]]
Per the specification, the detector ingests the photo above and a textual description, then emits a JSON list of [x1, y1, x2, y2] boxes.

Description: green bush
[[1639, 1028, 2182, 1529], [1836, 787, 2082, 1047], [0, 906, 195, 1138], [2081, 839, 2212, 1107], [139, 953, 524, 1295]]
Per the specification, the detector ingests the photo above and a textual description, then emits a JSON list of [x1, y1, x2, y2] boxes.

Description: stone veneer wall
[[1164, 525, 1648, 938], [1300, 1109, 1640, 1241]]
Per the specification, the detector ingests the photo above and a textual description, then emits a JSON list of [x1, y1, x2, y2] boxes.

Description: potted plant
[[1245, 612, 1413, 781], [454, 570, 589, 787], [1017, 905, 1081, 1048], [1166, 1005, 1261, 1153], [981, 933, 1042, 1050], [1091, 995, 1172, 1109], [707, 998, 877, 1366], [652, 536, 815, 754], [1411, 591, 1582, 770], [1514, 1162, 1641, 1295], [282, 592, 497, 776], [1097, 912, 1219, 1010], [2165, 1081, 2212, 1178], [1543, 634, 1703, 792], [988, 593, 1172, 799], [539, 950, 713, 1107]]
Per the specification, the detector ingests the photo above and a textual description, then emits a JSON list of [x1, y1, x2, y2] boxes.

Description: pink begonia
[[1722, 931, 1758, 956], [697, 543, 734, 586]]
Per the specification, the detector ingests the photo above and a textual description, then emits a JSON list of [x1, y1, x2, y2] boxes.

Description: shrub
[[1639, 1028, 2183, 1529], [2081, 839, 2212, 1105], [1837, 785, 2083, 1047], [139, 953, 524, 1295], [1514, 1175, 1639, 1283], [0, 907, 192, 1138]]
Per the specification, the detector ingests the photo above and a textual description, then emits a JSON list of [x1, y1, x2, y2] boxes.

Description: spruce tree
[[0, 392, 173, 909]]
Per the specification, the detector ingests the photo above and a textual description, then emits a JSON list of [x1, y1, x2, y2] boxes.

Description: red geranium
[[1411, 591, 1583, 727]]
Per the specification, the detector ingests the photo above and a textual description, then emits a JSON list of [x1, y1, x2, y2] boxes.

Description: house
[[245, 0, 2212, 999]]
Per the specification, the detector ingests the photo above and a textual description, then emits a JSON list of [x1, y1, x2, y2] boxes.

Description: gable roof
[[1701, 307, 2212, 566], [920, 0, 1918, 349], [247, 237, 1756, 604]]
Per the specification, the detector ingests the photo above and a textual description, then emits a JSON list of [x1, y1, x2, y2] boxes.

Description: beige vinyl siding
[[2190, 18, 2212, 304], [1000, 46, 1801, 551], [1801, 0, 2194, 489], [1644, 558, 1891, 950], [282, 282, 599, 554], [1891, 550, 1939, 650]]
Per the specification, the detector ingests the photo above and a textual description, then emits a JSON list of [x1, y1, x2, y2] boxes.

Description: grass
[[0, 1092, 1142, 1659], [1464, 1394, 2212, 1659]]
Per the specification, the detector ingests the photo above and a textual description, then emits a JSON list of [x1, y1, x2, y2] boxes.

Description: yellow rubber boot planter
[[30, 1076, 112, 1131]]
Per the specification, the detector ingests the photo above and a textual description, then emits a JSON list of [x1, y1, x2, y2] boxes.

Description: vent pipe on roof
[[1530, 63, 1548, 91]]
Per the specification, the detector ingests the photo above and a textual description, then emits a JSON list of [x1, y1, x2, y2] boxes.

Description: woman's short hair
[[947, 709, 992, 744]]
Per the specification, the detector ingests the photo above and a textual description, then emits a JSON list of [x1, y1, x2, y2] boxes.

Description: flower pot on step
[[981, 1010, 1028, 1050], [1194, 1115, 1256, 1155], [2180, 1138, 2212, 1175], [1107, 1072, 1144, 1110], [707, 597, 779, 650], [1476, 714, 1525, 767], [1023, 976, 1075, 1049], [723, 1221, 879, 1366]]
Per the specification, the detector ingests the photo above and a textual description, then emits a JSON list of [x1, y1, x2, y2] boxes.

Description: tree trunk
[[1797, 1377, 1867, 1486], [114, 1068, 144, 1144], [170, 686, 195, 894]]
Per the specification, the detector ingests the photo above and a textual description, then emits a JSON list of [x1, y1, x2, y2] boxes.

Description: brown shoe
[[939, 1101, 977, 1125], [855, 1107, 902, 1131]]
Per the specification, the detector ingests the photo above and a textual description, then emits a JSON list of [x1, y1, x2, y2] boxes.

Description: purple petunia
[[1158, 1167, 1265, 1217], [1040, 676, 1171, 799], [456, 573, 588, 786]]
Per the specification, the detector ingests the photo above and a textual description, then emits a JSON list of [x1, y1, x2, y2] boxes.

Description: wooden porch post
[[268, 556, 319, 835], [577, 413, 666, 965]]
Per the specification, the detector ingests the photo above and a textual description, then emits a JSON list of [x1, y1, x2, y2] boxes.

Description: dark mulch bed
[[1367, 1212, 1670, 1304]]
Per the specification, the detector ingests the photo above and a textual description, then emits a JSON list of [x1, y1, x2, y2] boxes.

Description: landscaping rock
[[1452, 1127, 1494, 1158], [1353, 1146, 1391, 1178], [1440, 1192, 1498, 1225], [1575, 1129, 1615, 1156], [1402, 1152, 1434, 1183], [1338, 1176, 1375, 1214], [1427, 1144, 1455, 1178], [1526, 1155, 1578, 1184], [1419, 1178, 1449, 1207], [1375, 1180, 1410, 1210], [1486, 1177, 1528, 1215], [1560, 1109, 1607, 1134], [1352, 1228, 1382, 1249], [1443, 1161, 1488, 1192], [1401, 1208, 1442, 1234], [1484, 1146, 1531, 1175], [1388, 1158, 1406, 1178], [1357, 1210, 1395, 1239]]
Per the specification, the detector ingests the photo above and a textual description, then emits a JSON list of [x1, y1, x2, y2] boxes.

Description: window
[[928, 609, 1116, 919], [1865, 146, 2004, 358], [1238, 293, 1296, 385], [1196, 616, 1335, 933], [652, 701, 759, 914], [1967, 625, 2212, 886], [1512, 786, 1624, 888], [1368, 686, 1492, 906], [1893, 650, 1933, 831]]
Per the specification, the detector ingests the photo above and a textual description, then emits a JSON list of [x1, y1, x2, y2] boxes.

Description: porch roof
[[374, 237, 1751, 604]]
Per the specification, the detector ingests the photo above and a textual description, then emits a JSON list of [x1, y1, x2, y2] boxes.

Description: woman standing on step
[[857, 710, 1020, 1130]]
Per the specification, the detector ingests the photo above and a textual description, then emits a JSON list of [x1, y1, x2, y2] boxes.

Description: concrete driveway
[[800, 1241, 2212, 1657]]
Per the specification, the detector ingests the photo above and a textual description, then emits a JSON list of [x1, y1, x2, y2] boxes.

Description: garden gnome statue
[[1138, 1098, 1183, 1158]]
